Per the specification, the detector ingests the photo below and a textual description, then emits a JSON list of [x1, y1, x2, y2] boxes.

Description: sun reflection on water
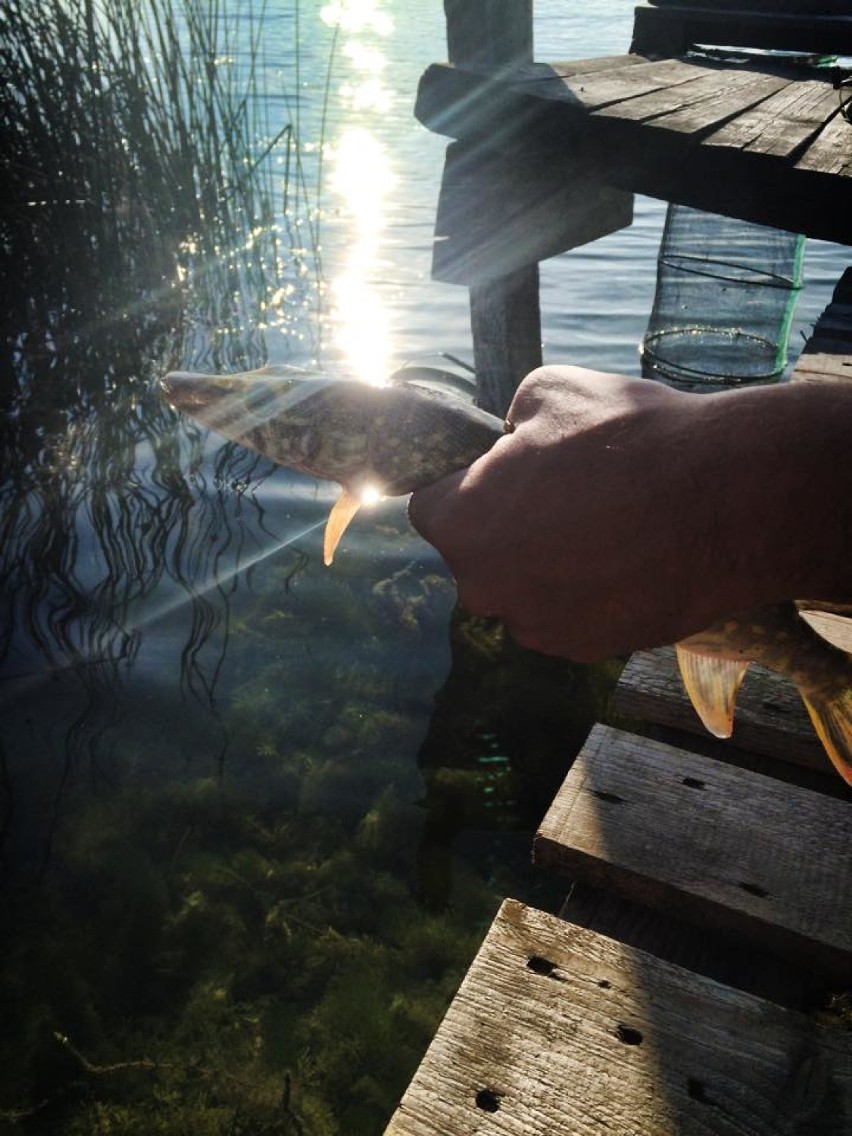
[[321, 0, 395, 386], [320, 0, 393, 37]]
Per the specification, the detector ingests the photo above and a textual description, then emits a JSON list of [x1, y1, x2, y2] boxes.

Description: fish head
[[161, 367, 379, 486]]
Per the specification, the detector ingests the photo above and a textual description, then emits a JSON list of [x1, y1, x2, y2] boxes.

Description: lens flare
[[328, 126, 395, 385], [359, 483, 384, 506]]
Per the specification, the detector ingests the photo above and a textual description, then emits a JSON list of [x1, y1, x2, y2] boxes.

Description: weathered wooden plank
[[559, 881, 834, 1012], [795, 349, 852, 382], [533, 56, 723, 113], [533, 724, 852, 982], [611, 645, 835, 771], [444, 0, 532, 69], [703, 75, 838, 158], [528, 54, 648, 80], [593, 67, 790, 134], [643, 0, 851, 12], [415, 56, 711, 141], [416, 58, 852, 243], [432, 139, 633, 285], [386, 899, 852, 1136], [797, 107, 852, 177]]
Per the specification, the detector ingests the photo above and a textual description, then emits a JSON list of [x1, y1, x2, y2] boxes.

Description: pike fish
[[161, 364, 852, 788]]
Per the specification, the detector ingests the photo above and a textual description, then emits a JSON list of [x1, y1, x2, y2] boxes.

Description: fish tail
[[801, 687, 852, 787]]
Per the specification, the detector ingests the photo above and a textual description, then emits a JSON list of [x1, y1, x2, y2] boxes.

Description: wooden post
[[444, 1, 542, 416], [470, 267, 542, 415]]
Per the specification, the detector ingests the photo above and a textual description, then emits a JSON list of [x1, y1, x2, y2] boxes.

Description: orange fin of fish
[[675, 645, 749, 738], [802, 689, 852, 787], [323, 489, 361, 566]]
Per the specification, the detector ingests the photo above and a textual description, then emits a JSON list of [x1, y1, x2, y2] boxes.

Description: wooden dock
[[417, 49, 852, 251], [387, 2, 852, 1125], [388, 632, 852, 1132], [388, 675, 852, 1134], [416, 1, 852, 412]]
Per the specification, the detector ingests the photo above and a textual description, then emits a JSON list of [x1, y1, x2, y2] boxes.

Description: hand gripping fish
[[161, 365, 852, 788]]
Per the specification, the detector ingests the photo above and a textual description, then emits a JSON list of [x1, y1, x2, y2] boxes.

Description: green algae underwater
[[0, 1, 619, 1132]]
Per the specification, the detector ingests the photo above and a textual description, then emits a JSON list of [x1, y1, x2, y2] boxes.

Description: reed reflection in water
[[0, 0, 321, 873]]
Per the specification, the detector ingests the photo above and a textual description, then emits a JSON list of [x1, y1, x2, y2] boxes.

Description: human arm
[[408, 365, 852, 662]]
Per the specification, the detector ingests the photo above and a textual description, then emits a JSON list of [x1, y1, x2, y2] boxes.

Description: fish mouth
[[161, 371, 239, 413], [161, 370, 301, 435]]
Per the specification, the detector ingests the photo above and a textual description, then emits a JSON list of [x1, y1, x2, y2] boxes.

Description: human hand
[[409, 365, 851, 661]]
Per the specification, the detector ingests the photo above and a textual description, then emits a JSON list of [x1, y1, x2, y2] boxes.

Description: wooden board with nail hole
[[385, 899, 852, 1136], [533, 724, 852, 985]]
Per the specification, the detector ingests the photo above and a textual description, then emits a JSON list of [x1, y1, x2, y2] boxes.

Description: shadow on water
[[0, 3, 615, 1133]]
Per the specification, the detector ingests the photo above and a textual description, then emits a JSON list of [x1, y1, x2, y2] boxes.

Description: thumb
[[407, 467, 466, 545]]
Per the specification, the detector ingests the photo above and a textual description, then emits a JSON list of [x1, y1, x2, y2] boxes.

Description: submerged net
[[640, 205, 805, 390]]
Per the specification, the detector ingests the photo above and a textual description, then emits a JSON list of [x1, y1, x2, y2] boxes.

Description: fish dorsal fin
[[801, 690, 852, 787], [324, 489, 361, 566], [675, 644, 749, 739]]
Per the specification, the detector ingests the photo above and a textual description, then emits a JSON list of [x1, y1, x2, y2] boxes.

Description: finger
[[407, 467, 466, 543]]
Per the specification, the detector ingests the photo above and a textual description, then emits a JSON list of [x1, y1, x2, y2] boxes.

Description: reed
[[0, 0, 319, 694], [1, 0, 312, 375]]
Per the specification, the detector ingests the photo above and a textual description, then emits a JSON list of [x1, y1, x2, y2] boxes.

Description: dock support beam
[[444, 1, 542, 415]]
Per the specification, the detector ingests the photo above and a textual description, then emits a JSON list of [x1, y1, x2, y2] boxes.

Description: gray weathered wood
[[534, 724, 852, 983], [551, 56, 722, 112], [442, 0, 542, 415], [594, 67, 790, 133], [705, 77, 839, 159], [432, 139, 633, 285], [444, 0, 532, 70], [469, 267, 542, 416], [386, 899, 852, 1135], [415, 56, 852, 244], [611, 645, 835, 771], [559, 881, 834, 1011], [797, 107, 852, 178], [638, 0, 851, 12]]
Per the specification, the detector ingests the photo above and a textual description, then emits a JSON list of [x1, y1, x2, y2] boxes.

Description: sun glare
[[328, 126, 395, 386], [320, 0, 393, 37], [359, 483, 384, 506]]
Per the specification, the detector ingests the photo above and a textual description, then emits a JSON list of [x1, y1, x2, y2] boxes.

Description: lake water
[[1, 2, 847, 1132]]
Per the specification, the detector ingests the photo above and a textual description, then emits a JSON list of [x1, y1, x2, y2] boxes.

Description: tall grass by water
[[0, 0, 322, 689], [1, 0, 318, 372]]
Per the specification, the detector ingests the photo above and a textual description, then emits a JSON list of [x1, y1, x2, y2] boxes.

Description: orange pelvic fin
[[323, 489, 361, 566], [675, 644, 749, 739]]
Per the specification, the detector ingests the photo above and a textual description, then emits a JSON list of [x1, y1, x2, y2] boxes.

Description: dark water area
[[1, 2, 848, 1133]]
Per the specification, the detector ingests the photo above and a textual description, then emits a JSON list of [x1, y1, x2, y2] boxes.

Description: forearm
[[695, 378, 852, 609]]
